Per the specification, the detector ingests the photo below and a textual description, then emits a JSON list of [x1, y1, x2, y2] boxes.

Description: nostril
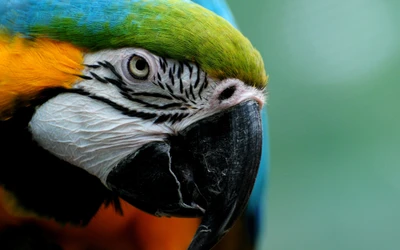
[[218, 86, 236, 101]]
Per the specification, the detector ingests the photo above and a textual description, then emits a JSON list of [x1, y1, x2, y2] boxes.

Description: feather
[[0, 0, 267, 89], [0, 34, 84, 120]]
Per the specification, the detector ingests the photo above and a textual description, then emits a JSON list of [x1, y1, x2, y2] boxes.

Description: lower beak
[[107, 100, 263, 249]]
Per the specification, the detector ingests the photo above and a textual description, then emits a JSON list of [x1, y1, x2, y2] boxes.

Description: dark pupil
[[135, 58, 147, 71]]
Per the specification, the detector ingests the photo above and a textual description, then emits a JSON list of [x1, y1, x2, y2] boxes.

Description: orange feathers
[[0, 188, 200, 250], [0, 34, 84, 120]]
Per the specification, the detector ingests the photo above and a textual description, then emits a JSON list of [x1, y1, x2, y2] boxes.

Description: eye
[[120, 49, 156, 83], [128, 55, 150, 80]]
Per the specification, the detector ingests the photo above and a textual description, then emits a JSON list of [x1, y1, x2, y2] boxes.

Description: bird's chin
[[107, 100, 263, 250], [106, 141, 206, 218]]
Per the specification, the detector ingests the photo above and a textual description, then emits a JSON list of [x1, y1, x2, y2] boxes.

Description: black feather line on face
[[194, 64, 201, 89], [81, 59, 208, 124], [130, 92, 173, 100], [90, 59, 209, 109], [100, 61, 123, 81], [169, 68, 175, 86], [0, 88, 121, 225]]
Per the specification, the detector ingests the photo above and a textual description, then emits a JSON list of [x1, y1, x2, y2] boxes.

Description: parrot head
[[0, 0, 267, 249]]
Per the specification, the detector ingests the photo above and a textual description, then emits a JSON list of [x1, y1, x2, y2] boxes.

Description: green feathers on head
[[29, 0, 267, 88]]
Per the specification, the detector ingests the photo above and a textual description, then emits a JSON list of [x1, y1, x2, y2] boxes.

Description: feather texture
[[192, 0, 237, 26], [0, 34, 84, 119], [0, 0, 267, 89]]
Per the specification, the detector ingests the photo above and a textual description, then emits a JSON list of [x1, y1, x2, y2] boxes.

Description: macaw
[[0, 0, 268, 250]]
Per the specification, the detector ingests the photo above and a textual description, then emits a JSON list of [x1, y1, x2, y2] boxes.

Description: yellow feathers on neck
[[0, 34, 84, 120]]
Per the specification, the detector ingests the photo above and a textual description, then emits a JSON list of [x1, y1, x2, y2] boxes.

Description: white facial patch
[[29, 93, 170, 184]]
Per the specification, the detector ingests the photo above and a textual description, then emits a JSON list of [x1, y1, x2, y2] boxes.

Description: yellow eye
[[128, 55, 150, 80]]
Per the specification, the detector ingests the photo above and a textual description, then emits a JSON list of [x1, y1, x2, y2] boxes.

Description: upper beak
[[106, 100, 263, 250]]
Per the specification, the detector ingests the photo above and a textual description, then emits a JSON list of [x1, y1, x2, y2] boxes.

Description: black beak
[[106, 100, 262, 250]]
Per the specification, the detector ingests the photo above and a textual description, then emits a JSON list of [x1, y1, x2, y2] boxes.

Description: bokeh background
[[227, 0, 400, 250]]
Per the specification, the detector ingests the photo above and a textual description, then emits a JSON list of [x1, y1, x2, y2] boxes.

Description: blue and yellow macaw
[[0, 1, 268, 249]]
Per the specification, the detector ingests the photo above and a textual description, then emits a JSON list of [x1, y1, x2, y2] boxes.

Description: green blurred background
[[227, 0, 400, 250]]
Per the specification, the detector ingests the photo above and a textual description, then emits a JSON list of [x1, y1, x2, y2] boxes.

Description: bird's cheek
[[29, 93, 168, 183]]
